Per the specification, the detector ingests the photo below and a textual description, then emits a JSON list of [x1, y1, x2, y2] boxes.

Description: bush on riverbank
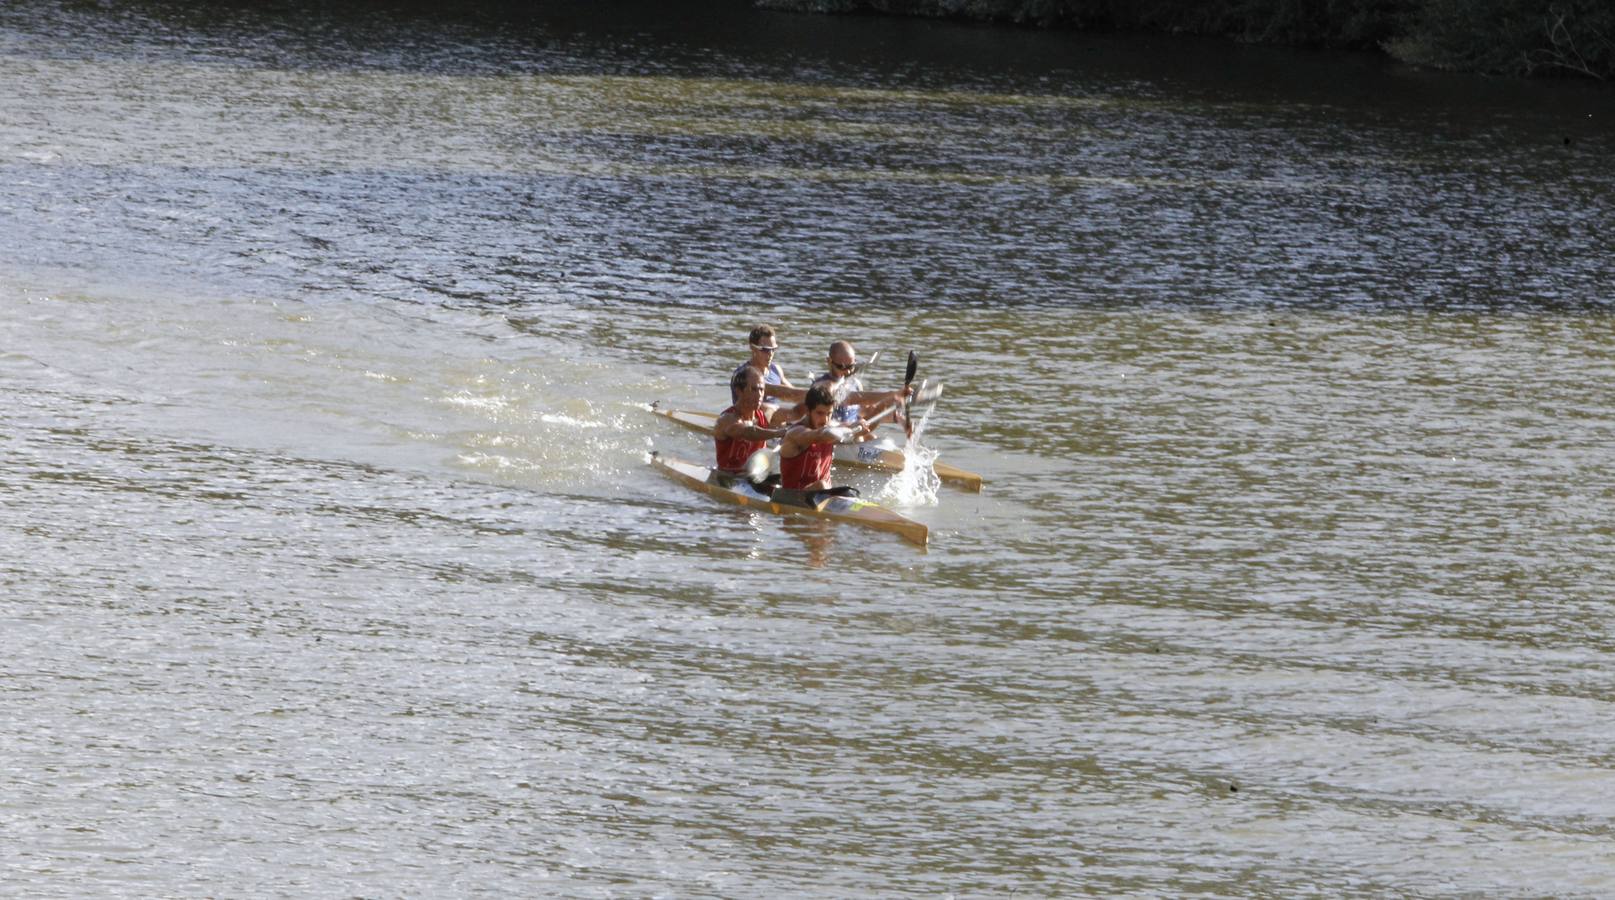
[[757, 0, 1615, 80], [1389, 0, 1613, 79]]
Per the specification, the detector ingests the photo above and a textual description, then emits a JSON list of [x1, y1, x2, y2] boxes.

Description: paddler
[[779, 384, 872, 493], [731, 324, 805, 411], [713, 365, 790, 485], [813, 340, 906, 431]]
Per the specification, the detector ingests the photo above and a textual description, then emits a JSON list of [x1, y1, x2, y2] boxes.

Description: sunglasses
[[831, 361, 857, 372], [750, 344, 778, 353]]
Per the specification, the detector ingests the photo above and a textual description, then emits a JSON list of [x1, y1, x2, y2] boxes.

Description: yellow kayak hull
[[651, 452, 928, 547]]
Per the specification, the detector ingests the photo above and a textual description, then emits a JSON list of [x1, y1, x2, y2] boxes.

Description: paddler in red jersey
[[713, 365, 790, 479], [779, 383, 872, 492]]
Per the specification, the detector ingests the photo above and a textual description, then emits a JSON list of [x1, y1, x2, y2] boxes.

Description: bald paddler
[[813, 340, 906, 430]]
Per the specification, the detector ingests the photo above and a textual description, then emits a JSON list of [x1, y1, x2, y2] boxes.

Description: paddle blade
[[903, 351, 919, 439], [743, 447, 774, 484], [911, 380, 943, 406]]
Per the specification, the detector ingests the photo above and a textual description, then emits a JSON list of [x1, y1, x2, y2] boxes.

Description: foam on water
[[875, 407, 942, 508], [1, 281, 672, 497]]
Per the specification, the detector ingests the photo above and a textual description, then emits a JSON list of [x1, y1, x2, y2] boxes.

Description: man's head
[[804, 383, 835, 428], [748, 325, 779, 364], [826, 340, 856, 379], [730, 363, 764, 407]]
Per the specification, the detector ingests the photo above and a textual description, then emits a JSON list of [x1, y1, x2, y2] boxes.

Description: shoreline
[[755, 0, 1614, 82]]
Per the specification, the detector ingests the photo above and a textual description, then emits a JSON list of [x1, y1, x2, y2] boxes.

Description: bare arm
[[715, 411, 787, 442], [763, 404, 799, 428], [763, 383, 807, 403], [843, 386, 909, 408], [780, 421, 869, 457], [811, 374, 909, 413]]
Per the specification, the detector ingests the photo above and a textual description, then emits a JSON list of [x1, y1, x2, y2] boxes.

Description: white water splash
[[537, 412, 607, 429], [440, 390, 511, 414], [455, 450, 542, 473], [875, 408, 941, 508]]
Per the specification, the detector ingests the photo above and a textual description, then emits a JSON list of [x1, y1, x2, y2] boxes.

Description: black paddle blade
[[903, 351, 918, 441]]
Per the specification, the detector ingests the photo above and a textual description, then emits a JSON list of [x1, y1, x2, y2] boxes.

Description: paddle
[[824, 381, 943, 443], [910, 380, 943, 407], [902, 350, 918, 440], [743, 446, 776, 485], [826, 405, 896, 444]]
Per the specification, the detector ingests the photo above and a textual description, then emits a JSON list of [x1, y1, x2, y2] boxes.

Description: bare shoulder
[[780, 423, 811, 452]]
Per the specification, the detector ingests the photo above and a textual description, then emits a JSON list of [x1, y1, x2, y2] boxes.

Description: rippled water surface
[[4, 0, 1614, 894]]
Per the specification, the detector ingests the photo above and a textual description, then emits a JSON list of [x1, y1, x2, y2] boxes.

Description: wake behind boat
[[649, 405, 983, 492], [650, 452, 929, 547]]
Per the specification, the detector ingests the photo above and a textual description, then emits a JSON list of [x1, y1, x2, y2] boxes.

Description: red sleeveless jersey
[[714, 406, 770, 473], [780, 436, 833, 489]]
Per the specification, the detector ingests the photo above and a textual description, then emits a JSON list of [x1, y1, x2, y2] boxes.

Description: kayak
[[649, 405, 983, 492], [651, 452, 929, 547]]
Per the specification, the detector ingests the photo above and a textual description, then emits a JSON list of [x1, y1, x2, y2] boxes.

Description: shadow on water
[[16, 0, 1615, 108]]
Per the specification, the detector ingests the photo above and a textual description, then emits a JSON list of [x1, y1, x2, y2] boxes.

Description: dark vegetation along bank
[[758, 0, 1615, 80]]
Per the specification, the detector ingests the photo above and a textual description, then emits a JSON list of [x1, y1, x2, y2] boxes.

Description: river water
[[3, 0, 1613, 895]]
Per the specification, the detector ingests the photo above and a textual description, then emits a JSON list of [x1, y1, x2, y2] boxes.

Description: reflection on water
[[780, 516, 837, 568], [3, 0, 1615, 895]]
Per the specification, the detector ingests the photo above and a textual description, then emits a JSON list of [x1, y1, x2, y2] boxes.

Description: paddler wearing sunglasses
[[730, 324, 805, 411], [812, 340, 907, 430]]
